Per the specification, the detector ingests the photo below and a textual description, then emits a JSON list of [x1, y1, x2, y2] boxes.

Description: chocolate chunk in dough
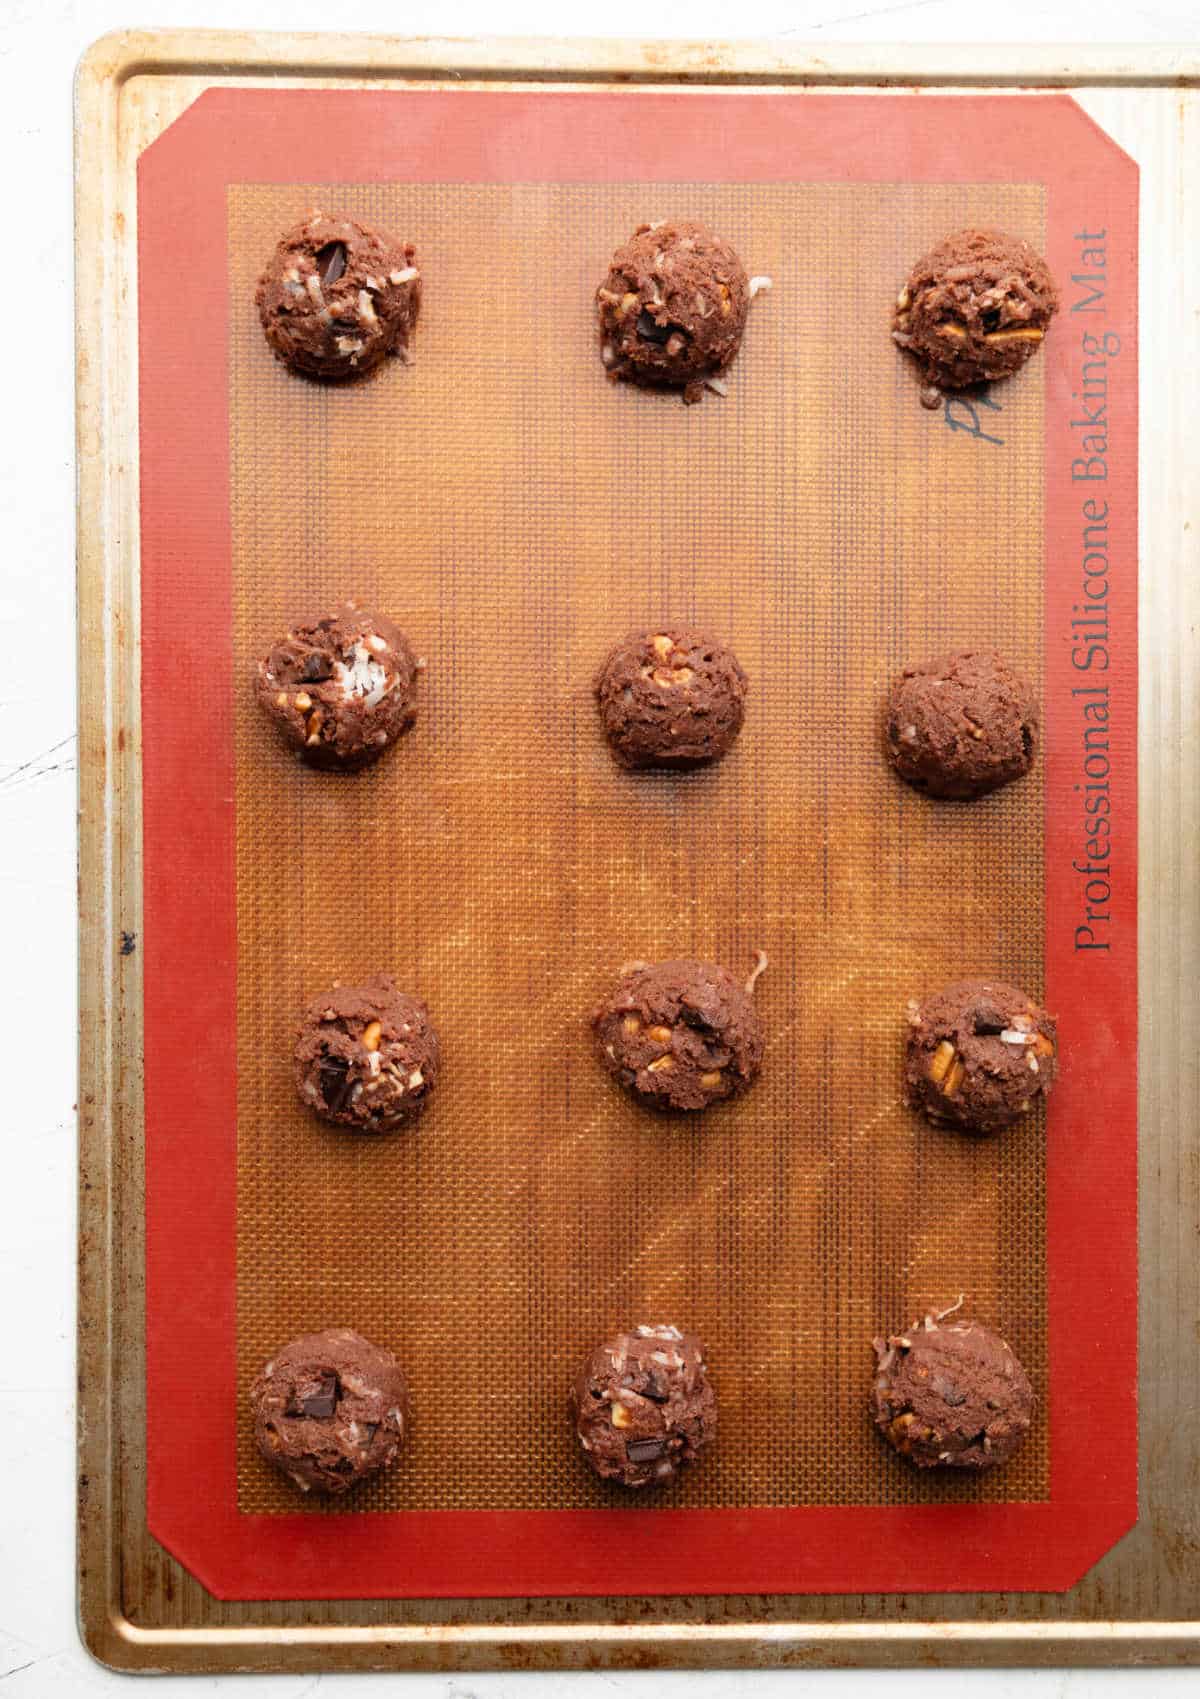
[[256, 602, 419, 770], [571, 1324, 717, 1487], [595, 627, 748, 769], [904, 979, 1057, 1133], [886, 648, 1037, 799], [256, 212, 420, 380], [872, 1309, 1034, 1470], [597, 220, 768, 403], [892, 227, 1058, 392], [252, 1327, 409, 1495], [592, 956, 765, 1112], [295, 974, 439, 1131]]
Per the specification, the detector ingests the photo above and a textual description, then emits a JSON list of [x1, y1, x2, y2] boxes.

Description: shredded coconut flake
[[704, 376, 729, 396], [934, 1295, 965, 1322], [748, 275, 773, 299], [305, 272, 325, 308], [389, 266, 419, 285], [334, 643, 390, 707]]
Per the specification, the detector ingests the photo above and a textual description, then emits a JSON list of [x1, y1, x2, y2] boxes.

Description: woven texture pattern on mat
[[230, 181, 1047, 1515]]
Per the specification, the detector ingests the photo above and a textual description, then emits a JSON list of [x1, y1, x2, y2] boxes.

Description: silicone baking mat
[[137, 86, 1137, 1599]]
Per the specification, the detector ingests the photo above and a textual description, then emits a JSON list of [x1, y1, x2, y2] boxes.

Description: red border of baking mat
[[138, 88, 1137, 1600]]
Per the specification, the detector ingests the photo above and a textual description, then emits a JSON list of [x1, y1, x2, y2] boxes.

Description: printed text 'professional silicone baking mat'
[[137, 88, 1137, 1599]]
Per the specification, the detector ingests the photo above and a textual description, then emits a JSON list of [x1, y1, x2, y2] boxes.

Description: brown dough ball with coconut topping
[[592, 957, 764, 1112], [256, 212, 420, 380], [595, 627, 748, 769], [294, 975, 439, 1131], [256, 602, 419, 771], [904, 978, 1057, 1133], [886, 648, 1038, 799], [597, 220, 766, 403], [571, 1324, 717, 1488], [252, 1327, 409, 1495], [872, 1310, 1034, 1470], [892, 227, 1058, 392]]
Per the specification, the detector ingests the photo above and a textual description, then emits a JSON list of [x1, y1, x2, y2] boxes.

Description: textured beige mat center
[[229, 180, 1047, 1515]]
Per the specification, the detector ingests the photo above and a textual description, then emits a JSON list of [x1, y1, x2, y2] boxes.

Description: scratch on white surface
[[804, 0, 941, 26], [0, 734, 76, 794]]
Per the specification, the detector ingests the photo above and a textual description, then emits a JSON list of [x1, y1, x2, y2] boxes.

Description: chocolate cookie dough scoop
[[256, 601, 419, 770], [872, 1305, 1034, 1470], [256, 212, 420, 380], [572, 1325, 717, 1487], [597, 219, 771, 403], [295, 974, 439, 1131], [905, 978, 1057, 1133], [595, 626, 748, 769], [886, 648, 1038, 799], [893, 227, 1058, 397], [592, 954, 766, 1112], [252, 1327, 409, 1495]]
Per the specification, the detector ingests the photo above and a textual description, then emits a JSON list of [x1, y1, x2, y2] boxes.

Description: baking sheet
[[76, 33, 1198, 1671]]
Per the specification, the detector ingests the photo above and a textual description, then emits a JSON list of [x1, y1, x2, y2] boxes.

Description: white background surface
[[1, 0, 1196, 1692]]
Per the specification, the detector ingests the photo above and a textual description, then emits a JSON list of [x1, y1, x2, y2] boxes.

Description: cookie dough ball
[[256, 602, 419, 770], [892, 227, 1058, 392], [256, 212, 420, 380], [572, 1324, 717, 1488], [252, 1327, 409, 1495], [872, 1310, 1034, 1470], [886, 648, 1037, 799], [905, 979, 1057, 1133], [593, 957, 764, 1112], [295, 974, 438, 1131], [595, 627, 747, 769], [597, 220, 764, 402]]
